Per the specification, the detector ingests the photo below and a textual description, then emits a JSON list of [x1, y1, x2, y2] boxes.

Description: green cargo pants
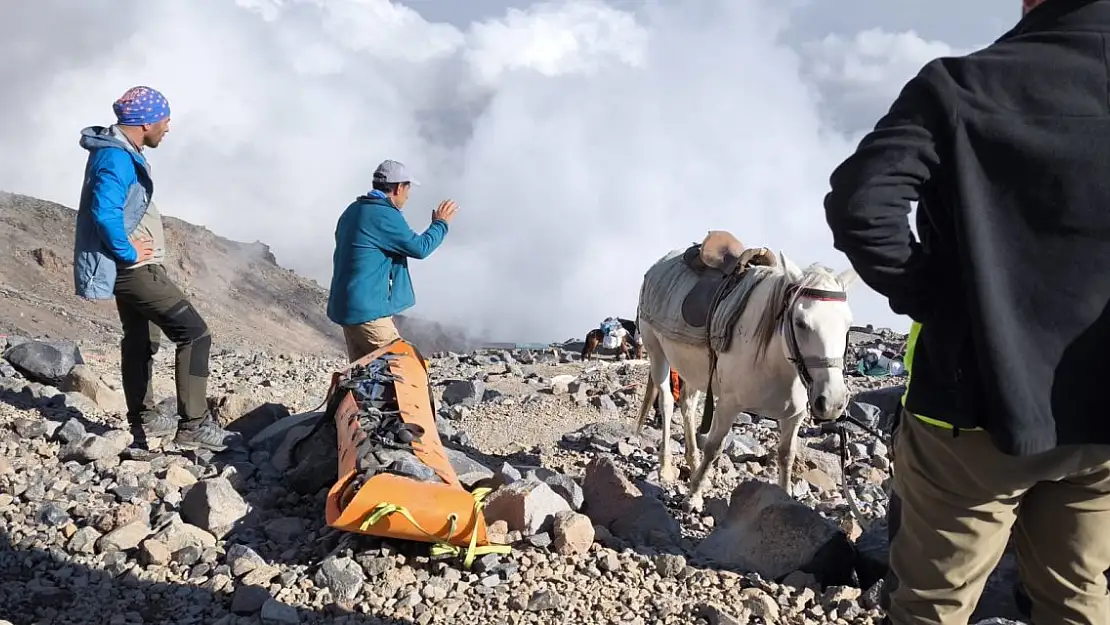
[[113, 264, 211, 428]]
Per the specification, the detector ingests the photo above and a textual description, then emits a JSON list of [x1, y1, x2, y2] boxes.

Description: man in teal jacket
[[327, 160, 458, 361]]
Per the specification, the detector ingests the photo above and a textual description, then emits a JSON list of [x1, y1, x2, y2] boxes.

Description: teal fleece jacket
[[326, 192, 449, 325]]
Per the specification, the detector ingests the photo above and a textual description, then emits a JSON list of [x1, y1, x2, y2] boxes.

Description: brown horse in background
[[581, 318, 644, 360]]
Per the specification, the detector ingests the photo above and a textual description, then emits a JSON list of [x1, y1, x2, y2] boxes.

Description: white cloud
[[0, 0, 973, 342], [801, 28, 981, 132], [464, 1, 648, 87]]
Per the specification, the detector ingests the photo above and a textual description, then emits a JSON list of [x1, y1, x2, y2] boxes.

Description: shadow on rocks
[[442, 439, 542, 476], [0, 527, 415, 625], [0, 379, 119, 438], [0, 371, 427, 622]]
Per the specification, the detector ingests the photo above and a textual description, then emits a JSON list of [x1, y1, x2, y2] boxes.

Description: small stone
[[231, 585, 271, 615], [96, 520, 151, 553], [738, 588, 780, 620], [526, 532, 552, 549], [313, 556, 365, 603], [552, 511, 594, 556], [654, 553, 686, 578], [139, 539, 172, 566], [180, 477, 249, 538], [527, 589, 565, 612], [226, 544, 268, 577], [259, 598, 300, 624], [486, 520, 510, 545]]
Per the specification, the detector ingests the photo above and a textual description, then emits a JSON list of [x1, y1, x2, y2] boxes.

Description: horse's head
[[777, 252, 859, 422]]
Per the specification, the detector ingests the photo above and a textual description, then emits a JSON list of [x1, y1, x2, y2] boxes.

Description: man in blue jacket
[[327, 159, 458, 361], [73, 85, 237, 452]]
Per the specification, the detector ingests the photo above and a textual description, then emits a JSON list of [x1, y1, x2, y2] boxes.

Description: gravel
[[0, 331, 1028, 624]]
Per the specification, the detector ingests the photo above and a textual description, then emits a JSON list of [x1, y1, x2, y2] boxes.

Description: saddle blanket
[[637, 249, 770, 353]]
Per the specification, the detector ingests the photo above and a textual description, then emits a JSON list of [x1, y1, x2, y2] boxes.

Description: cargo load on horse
[[599, 317, 626, 350], [581, 317, 643, 360]]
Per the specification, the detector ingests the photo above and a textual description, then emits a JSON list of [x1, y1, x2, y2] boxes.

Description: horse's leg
[[679, 379, 701, 472], [775, 412, 805, 494], [640, 329, 678, 483], [684, 394, 739, 511], [635, 369, 658, 433], [655, 363, 679, 484]]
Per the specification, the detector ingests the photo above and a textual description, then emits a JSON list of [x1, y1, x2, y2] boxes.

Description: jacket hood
[[355, 192, 398, 209], [79, 125, 139, 155]]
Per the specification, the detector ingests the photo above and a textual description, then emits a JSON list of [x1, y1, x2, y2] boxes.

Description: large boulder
[[211, 384, 291, 440], [483, 480, 570, 535], [581, 456, 682, 550], [441, 379, 485, 407], [249, 411, 325, 456], [695, 479, 855, 586], [3, 339, 83, 386], [180, 477, 250, 538], [59, 365, 126, 414], [848, 385, 906, 435], [444, 448, 495, 489], [608, 495, 682, 550], [581, 456, 641, 528], [282, 419, 338, 495]]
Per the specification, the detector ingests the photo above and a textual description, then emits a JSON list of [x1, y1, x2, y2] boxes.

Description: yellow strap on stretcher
[[357, 486, 511, 568]]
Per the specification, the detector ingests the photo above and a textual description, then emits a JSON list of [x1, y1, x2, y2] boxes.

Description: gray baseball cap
[[373, 159, 419, 185]]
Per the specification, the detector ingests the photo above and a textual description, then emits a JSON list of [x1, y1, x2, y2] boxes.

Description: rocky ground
[[0, 328, 1029, 625]]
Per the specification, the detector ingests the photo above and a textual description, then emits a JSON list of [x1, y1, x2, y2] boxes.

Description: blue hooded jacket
[[326, 191, 449, 326], [72, 125, 153, 299]]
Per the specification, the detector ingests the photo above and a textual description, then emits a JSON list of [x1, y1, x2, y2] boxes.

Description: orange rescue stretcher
[[323, 339, 510, 567]]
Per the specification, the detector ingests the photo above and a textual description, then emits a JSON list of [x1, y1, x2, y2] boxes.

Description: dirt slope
[[0, 191, 477, 355]]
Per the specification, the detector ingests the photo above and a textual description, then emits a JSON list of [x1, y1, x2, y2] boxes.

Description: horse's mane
[[749, 262, 843, 363]]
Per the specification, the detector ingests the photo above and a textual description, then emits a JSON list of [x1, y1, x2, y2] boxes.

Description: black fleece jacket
[[825, 0, 1110, 455]]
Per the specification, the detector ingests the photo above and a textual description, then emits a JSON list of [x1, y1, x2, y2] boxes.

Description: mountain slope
[[0, 191, 477, 355]]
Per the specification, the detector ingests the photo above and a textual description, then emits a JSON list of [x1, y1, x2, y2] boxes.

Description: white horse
[[634, 248, 858, 510]]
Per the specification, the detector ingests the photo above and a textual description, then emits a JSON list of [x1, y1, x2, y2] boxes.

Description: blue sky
[[0, 0, 1021, 341]]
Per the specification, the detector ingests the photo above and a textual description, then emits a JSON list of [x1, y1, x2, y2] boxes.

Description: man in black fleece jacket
[[825, 0, 1110, 623]]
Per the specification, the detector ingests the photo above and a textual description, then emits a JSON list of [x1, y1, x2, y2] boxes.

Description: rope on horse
[[836, 412, 891, 532]]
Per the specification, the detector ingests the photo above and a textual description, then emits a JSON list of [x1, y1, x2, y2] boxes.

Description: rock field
[[0, 329, 1029, 625]]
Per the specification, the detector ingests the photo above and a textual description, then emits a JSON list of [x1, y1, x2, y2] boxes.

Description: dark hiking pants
[[113, 264, 211, 428], [882, 409, 1110, 625]]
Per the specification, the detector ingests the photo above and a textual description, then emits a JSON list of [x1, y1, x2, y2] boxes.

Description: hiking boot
[[173, 418, 239, 452], [129, 412, 179, 439]]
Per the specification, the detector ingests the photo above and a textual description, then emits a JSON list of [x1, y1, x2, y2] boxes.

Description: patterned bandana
[[112, 86, 171, 126]]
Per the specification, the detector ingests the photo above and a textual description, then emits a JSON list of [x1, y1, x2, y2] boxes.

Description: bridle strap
[[781, 285, 849, 389]]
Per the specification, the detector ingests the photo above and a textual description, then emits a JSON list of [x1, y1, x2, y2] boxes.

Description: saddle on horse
[[677, 230, 779, 435], [680, 230, 776, 328]]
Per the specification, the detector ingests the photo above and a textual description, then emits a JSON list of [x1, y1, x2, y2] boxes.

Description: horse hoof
[[682, 494, 704, 513], [659, 465, 679, 484]]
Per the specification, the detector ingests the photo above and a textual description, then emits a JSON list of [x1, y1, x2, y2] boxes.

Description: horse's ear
[[779, 252, 803, 281], [837, 267, 860, 290]]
